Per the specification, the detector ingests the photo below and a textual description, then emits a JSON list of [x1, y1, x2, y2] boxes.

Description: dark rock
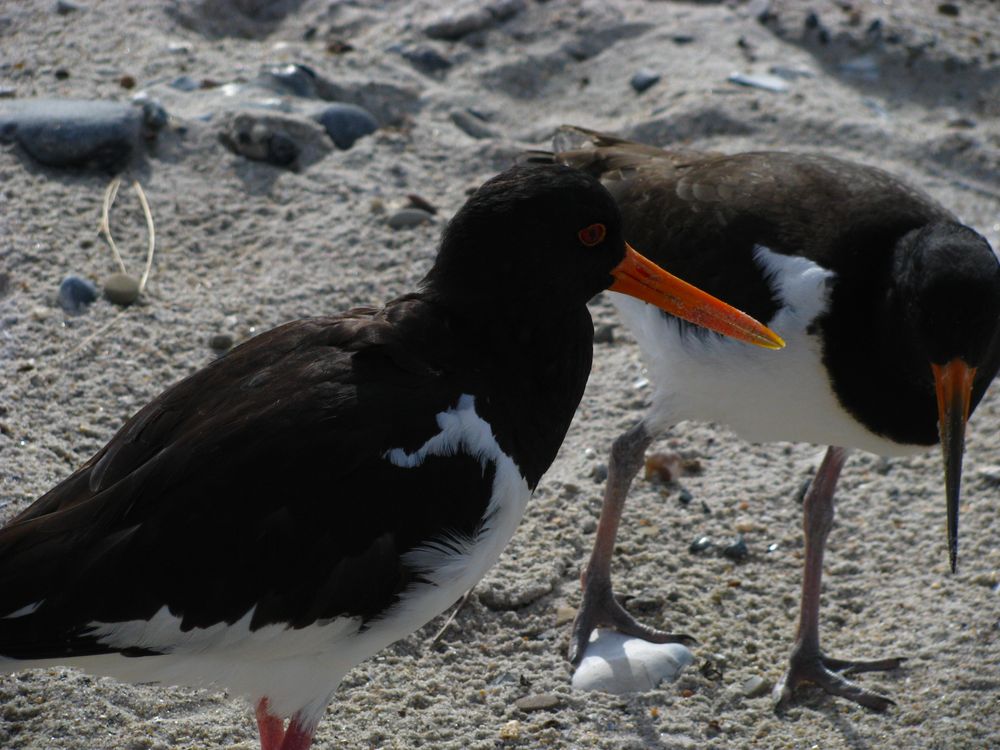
[[54, 68, 70, 80], [672, 34, 695, 45], [119, 75, 136, 90], [55, 0, 83, 15], [937, 3, 960, 16], [401, 46, 452, 76], [137, 97, 168, 134], [450, 109, 496, 139], [514, 693, 560, 712], [313, 103, 378, 150], [0, 87, 15, 99], [209, 333, 234, 351], [0, 99, 146, 170], [388, 208, 434, 230], [630, 68, 661, 93], [102, 273, 140, 306], [405, 194, 437, 215], [689, 536, 713, 554], [722, 535, 749, 562], [57, 276, 98, 315], [678, 488, 693, 506]]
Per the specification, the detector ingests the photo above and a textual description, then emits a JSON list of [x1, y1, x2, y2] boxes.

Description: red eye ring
[[578, 223, 606, 247]]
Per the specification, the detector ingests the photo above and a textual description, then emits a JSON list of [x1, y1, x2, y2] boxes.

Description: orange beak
[[931, 358, 976, 573], [609, 243, 785, 350]]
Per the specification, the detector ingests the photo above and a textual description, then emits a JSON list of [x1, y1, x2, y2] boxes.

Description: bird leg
[[256, 698, 286, 750], [255, 699, 318, 750], [569, 421, 694, 665], [774, 446, 904, 713]]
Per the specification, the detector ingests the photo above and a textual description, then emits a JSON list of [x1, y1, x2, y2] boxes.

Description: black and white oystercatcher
[[0, 164, 782, 749], [549, 128, 1000, 711]]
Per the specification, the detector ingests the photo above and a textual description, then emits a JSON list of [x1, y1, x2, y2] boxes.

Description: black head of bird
[[423, 164, 786, 347], [891, 220, 1000, 571]]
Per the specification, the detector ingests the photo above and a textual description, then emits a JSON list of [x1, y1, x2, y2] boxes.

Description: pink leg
[[256, 698, 286, 750], [278, 712, 318, 750]]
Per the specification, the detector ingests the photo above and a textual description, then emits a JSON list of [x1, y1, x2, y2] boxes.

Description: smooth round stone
[[387, 208, 433, 230], [630, 68, 661, 93], [209, 333, 234, 351], [313, 103, 378, 150], [571, 629, 694, 694], [102, 272, 140, 305], [742, 674, 772, 698], [57, 275, 98, 315]]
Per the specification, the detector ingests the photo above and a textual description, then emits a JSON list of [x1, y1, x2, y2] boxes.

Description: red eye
[[578, 223, 606, 247]]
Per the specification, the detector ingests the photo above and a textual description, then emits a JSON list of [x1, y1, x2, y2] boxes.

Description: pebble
[[209, 333, 234, 351], [450, 109, 497, 140], [258, 63, 319, 98], [937, 2, 960, 16], [630, 69, 661, 93], [221, 111, 331, 168], [689, 536, 713, 554], [742, 675, 771, 698], [57, 275, 98, 315], [722, 535, 749, 562], [678, 488, 693, 506], [0, 98, 146, 170], [591, 463, 608, 483], [169, 75, 200, 92], [571, 629, 694, 694], [977, 465, 1000, 486], [425, 7, 494, 41], [55, 0, 83, 15], [514, 693, 560, 712], [727, 72, 789, 92], [102, 273, 140, 306], [644, 452, 681, 484], [388, 208, 434, 230], [401, 46, 452, 76], [313, 103, 378, 150], [554, 605, 576, 626], [498, 720, 521, 740]]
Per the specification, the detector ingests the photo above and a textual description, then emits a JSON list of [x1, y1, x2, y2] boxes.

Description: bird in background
[[0, 164, 783, 750], [549, 127, 1000, 711]]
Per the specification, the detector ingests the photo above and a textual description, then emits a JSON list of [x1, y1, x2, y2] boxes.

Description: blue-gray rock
[[137, 97, 168, 133], [55, 0, 83, 15], [57, 276, 98, 315], [388, 208, 434, 230], [689, 536, 713, 554], [630, 68, 661, 93], [169, 75, 199, 92], [0, 99, 145, 170], [401, 46, 453, 76], [450, 109, 496, 139], [313, 103, 378, 150]]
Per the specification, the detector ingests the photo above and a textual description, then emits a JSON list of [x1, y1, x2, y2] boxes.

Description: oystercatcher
[[549, 128, 1000, 711], [0, 164, 782, 749]]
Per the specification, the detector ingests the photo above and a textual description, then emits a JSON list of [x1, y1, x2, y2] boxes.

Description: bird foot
[[568, 581, 695, 665], [773, 647, 905, 713]]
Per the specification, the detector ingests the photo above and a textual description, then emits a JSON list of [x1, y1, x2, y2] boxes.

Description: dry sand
[[1, 0, 998, 748]]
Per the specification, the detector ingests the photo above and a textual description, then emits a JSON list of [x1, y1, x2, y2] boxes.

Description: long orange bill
[[931, 359, 976, 573], [609, 243, 785, 350]]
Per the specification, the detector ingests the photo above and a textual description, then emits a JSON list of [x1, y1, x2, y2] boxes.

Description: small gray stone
[[742, 675, 771, 698], [102, 273, 140, 306], [258, 64, 319, 98], [388, 208, 434, 230], [689, 536, 713, 554], [450, 109, 496, 140], [209, 333, 234, 351], [221, 111, 332, 168], [591, 463, 608, 483], [514, 693, 560, 712], [313, 103, 378, 150], [57, 275, 98, 315], [425, 8, 494, 41], [727, 72, 788, 92], [401, 46, 452, 76], [722, 535, 749, 562], [169, 76, 199, 92], [630, 69, 661, 93], [55, 0, 83, 15]]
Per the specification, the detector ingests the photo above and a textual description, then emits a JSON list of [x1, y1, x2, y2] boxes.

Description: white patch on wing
[[0, 394, 533, 726], [1, 601, 43, 619], [613, 245, 922, 456]]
